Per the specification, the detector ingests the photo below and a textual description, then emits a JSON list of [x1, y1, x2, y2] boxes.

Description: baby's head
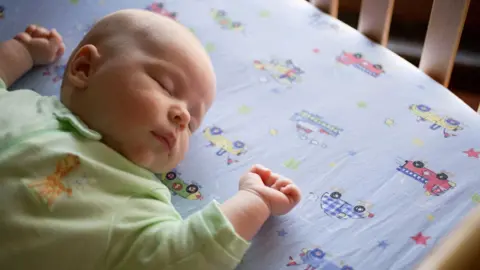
[[60, 9, 216, 173]]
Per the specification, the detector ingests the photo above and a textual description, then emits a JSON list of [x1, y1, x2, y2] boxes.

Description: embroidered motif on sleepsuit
[[409, 104, 464, 138], [43, 64, 67, 83], [155, 170, 203, 200], [24, 154, 80, 209], [395, 159, 456, 196], [290, 110, 343, 146], [211, 9, 244, 31], [336, 51, 385, 78], [203, 126, 247, 165], [287, 247, 354, 270], [254, 58, 304, 86], [145, 2, 177, 19]]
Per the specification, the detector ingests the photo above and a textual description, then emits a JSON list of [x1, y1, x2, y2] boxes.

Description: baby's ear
[[66, 44, 100, 89]]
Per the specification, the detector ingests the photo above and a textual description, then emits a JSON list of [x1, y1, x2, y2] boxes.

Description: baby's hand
[[239, 165, 301, 216], [14, 25, 65, 66]]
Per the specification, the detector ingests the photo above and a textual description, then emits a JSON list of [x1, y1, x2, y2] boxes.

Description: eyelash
[[155, 79, 172, 96]]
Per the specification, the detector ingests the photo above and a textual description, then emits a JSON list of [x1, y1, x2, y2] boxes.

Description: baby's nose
[[169, 107, 190, 129]]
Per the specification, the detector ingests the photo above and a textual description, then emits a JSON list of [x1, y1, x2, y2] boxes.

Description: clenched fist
[[239, 164, 301, 216], [14, 24, 65, 66]]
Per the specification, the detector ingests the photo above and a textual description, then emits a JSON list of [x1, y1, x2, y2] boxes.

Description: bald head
[[61, 9, 215, 106], [75, 9, 206, 60]]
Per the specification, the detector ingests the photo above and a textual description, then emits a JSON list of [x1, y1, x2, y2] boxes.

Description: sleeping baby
[[0, 9, 301, 270]]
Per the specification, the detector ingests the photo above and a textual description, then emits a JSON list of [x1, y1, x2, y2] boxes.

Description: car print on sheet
[[321, 192, 374, 219]]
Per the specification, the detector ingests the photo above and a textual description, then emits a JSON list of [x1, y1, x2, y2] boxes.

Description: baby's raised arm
[[0, 25, 64, 87], [109, 165, 301, 270]]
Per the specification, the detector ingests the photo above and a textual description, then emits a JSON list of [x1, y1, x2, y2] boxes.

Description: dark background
[[334, 0, 480, 109]]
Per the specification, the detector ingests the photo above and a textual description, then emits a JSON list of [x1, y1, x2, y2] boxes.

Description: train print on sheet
[[396, 160, 456, 196]]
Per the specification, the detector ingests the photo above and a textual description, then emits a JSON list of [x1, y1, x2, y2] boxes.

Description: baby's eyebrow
[[151, 60, 187, 92]]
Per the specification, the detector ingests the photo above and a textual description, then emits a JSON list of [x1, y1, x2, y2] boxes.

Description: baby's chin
[[128, 149, 179, 174]]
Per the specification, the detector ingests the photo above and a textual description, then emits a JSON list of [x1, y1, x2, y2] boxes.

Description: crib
[[1, 0, 479, 269], [311, 1, 479, 268]]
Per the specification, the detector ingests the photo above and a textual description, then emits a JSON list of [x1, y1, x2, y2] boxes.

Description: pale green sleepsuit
[[0, 79, 250, 270]]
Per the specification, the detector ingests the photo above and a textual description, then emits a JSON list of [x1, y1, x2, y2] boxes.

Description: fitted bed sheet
[[1, 0, 480, 269]]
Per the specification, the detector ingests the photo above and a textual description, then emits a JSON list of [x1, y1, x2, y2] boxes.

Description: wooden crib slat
[[419, 0, 470, 87], [357, 0, 395, 46], [311, 0, 339, 18], [416, 204, 480, 270]]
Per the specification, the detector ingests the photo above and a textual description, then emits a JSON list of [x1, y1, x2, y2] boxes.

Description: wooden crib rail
[[416, 204, 480, 270], [311, 0, 471, 88]]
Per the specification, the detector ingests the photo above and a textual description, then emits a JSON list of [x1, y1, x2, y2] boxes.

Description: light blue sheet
[[1, 0, 480, 269]]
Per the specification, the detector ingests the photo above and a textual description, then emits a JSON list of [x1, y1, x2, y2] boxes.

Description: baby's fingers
[[14, 32, 32, 44], [251, 164, 274, 185], [271, 178, 293, 190], [281, 184, 302, 204]]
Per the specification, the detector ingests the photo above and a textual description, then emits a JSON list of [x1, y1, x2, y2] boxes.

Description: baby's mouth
[[151, 131, 172, 152]]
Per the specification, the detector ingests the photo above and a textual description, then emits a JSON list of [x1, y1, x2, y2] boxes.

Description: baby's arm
[[0, 25, 64, 87], [111, 165, 300, 270], [220, 165, 301, 241]]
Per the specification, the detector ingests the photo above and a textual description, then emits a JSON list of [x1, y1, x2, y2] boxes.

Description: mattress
[[1, 0, 480, 269]]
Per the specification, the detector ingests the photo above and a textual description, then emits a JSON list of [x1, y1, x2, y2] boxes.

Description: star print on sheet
[[357, 101, 367, 108], [463, 148, 480, 158], [259, 10, 270, 18], [70, 0, 79, 4], [205, 43, 215, 53], [238, 105, 252, 114], [427, 214, 435, 221], [472, 193, 480, 204], [284, 158, 301, 170], [277, 229, 288, 237], [377, 240, 389, 249], [411, 232, 430, 246], [412, 138, 424, 147], [269, 129, 278, 136], [384, 118, 395, 127], [313, 48, 320, 53], [348, 150, 357, 156]]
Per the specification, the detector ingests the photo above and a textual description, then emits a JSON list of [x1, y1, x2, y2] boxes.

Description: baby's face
[[65, 19, 215, 173]]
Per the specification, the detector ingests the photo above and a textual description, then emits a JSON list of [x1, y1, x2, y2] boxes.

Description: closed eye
[[153, 78, 172, 96]]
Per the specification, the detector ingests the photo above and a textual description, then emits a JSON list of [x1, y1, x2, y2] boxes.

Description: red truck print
[[336, 52, 384, 78], [397, 160, 456, 196], [146, 2, 177, 19]]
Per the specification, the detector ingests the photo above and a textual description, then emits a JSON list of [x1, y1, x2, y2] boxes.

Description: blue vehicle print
[[287, 248, 354, 270], [321, 192, 374, 219]]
